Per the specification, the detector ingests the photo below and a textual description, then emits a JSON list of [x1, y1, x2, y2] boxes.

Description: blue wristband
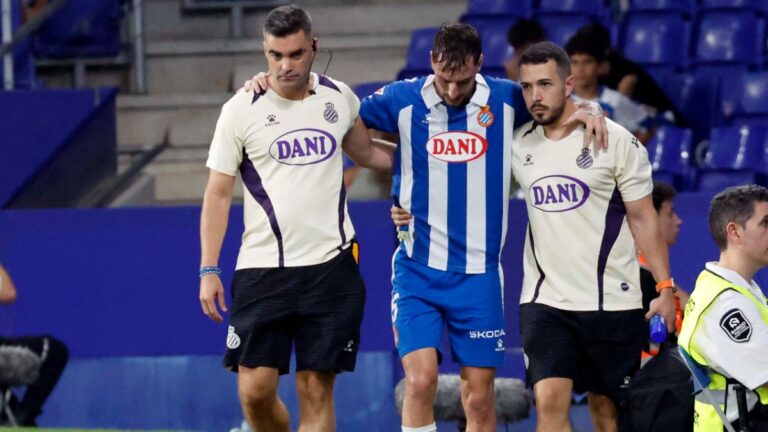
[[199, 266, 221, 278]]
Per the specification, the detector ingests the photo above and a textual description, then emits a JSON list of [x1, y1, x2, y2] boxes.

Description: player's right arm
[[341, 117, 395, 170], [199, 170, 234, 323], [0, 264, 17, 304]]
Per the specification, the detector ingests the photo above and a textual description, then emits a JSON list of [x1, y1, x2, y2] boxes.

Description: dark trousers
[[1, 335, 68, 426]]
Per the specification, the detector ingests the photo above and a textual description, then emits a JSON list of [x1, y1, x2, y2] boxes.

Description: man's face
[[263, 30, 314, 93], [569, 53, 600, 89], [519, 59, 572, 126], [735, 202, 768, 268], [431, 53, 482, 107], [658, 199, 682, 246]]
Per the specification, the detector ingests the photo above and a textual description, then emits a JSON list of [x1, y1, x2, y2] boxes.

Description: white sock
[[402, 423, 437, 432]]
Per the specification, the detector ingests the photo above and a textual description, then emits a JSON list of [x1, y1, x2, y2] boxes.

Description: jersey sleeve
[[614, 127, 653, 202], [693, 290, 768, 390], [359, 83, 399, 133], [510, 82, 532, 129], [336, 80, 361, 132], [206, 102, 243, 177]]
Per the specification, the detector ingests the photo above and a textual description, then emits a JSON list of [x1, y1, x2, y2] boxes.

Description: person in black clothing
[[505, 19, 546, 81], [575, 23, 684, 124], [0, 264, 68, 427]]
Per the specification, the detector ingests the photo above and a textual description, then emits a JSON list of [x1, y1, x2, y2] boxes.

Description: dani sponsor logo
[[529, 175, 590, 212], [269, 128, 336, 166], [427, 131, 487, 163]]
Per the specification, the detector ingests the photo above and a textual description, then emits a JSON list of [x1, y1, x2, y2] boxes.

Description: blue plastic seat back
[[33, 0, 122, 57], [704, 125, 767, 170], [668, 71, 721, 145], [629, 0, 695, 14], [537, 14, 595, 48], [645, 125, 693, 174], [538, 0, 605, 16], [461, 0, 531, 19], [621, 12, 690, 68], [694, 11, 765, 65], [700, 0, 768, 12], [403, 27, 438, 70]]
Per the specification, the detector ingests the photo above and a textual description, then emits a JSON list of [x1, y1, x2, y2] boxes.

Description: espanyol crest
[[426, 131, 488, 163], [324, 102, 338, 123]]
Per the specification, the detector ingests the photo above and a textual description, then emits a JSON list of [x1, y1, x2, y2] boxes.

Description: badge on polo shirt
[[719, 308, 752, 343]]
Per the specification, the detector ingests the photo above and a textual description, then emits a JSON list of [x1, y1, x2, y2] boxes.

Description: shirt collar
[[421, 73, 490, 109], [705, 262, 765, 298]]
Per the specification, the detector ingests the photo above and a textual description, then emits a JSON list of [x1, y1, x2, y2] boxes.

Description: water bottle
[[649, 314, 667, 344]]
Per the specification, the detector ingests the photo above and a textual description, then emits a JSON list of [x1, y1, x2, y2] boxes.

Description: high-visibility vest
[[678, 269, 768, 431]]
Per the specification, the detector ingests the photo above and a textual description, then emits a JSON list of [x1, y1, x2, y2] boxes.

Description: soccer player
[[246, 23, 608, 432], [512, 42, 676, 432], [198, 5, 393, 432], [678, 185, 768, 432]]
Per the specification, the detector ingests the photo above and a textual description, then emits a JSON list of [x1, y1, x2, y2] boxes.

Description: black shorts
[[520, 302, 645, 402], [223, 246, 366, 375]]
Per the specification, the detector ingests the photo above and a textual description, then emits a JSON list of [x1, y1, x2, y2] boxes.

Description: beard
[[531, 101, 566, 126]]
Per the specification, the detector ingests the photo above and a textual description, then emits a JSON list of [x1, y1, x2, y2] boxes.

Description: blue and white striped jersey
[[360, 74, 530, 273]]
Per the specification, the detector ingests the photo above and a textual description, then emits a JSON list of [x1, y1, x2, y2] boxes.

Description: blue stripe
[[447, 105, 468, 272], [597, 187, 626, 310], [411, 104, 431, 263], [239, 150, 284, 267], [484, 92, 506, 268]]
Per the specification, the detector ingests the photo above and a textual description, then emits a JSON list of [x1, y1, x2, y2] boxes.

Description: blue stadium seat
[[353, 81, 389, 99], [621, 13, 689, 70], [628, 0, 695, 14], [538, 0, 606, 16], [475, 22, 512, 76], [645, 125, 694, 190], [397, 27, 438, 80], [721, 71, 768, 127], [696, 125, 768, 191], [459, 0, 532, 21], [699, 0, 768, 13], [537, 14, 595, 48], [0, 1, 36, 89], [693, 11, 765, 67], [668, 71, 721, 146], [33, 0, 122, 57]]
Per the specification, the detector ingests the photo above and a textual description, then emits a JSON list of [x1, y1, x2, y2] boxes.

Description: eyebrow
[[268, 48, 306, 57]]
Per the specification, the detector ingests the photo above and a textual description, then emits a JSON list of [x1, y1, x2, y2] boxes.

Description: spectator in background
[[575, 23, 683, 125], [565, 32, 654, 143], [0, 264, 69, 427], [504, 19, 546, 81]]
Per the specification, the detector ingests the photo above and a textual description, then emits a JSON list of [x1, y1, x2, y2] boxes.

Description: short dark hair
[[709, 185, 768, 251], [565, 32, 606, 63], [652, 181, 677, 212], [519, 41, 571, 79], [264, 4, 312, 38], [507, 19, 546, 50], [431, 22, 482, 73], [574, 23, 611, 55]]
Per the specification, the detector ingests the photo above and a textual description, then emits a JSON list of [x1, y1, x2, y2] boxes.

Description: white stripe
[[465, 105, 487, 272], [499, 263, 505, 307], [2, 0, 13, 90], [398, 106, 415, 257], [427, 106, 449, 270], [499, 104, 514, 255]]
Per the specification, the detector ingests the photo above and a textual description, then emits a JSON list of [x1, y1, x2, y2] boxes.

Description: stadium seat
[[33, 0, 122, 57], [628, 0, 695, 14], [537, 0, 606, 17], [645, 125, 694, 190], [353, 81, 389, 99], [693, 11, 765, 67], [699, 0, 768, 13], [459, 0, 532, 21], [696, 125, 768, 191], [721, 71, 768, 127], [621, 13, 689, 70], [668, 71, 721, 146], [396, 27, 438, 80], [537, 14, 595, 48]]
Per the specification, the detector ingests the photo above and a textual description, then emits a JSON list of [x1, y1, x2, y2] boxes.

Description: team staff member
[[198, 5, 393, 432], [679, 185, 768, 431], [513, 42, 676, 432]]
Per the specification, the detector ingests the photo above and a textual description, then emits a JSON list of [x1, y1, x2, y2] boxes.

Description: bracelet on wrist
[[199, 266, 221, 278], [656, 277, 675, 294]]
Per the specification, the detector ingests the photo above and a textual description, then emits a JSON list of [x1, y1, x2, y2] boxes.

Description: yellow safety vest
[[678, 269, 768, 432]]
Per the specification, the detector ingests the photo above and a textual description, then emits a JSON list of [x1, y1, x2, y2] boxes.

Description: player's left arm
[[341, 117, 395, 170], [625, 196, 676, 327]]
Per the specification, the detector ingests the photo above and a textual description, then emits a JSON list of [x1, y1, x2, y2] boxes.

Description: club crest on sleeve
[[719, 308, 752, 343], [324, 102, 338, 123], [477, 105, 494, 127]]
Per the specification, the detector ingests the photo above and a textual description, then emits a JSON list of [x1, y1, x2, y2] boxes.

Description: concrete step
[[143, 0, 466, 41]]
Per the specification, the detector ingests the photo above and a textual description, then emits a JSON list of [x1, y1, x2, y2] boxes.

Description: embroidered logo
[[422, 112, 434, 124], [343, 340, 354, 352], [620, 282, 629, 291], [576, 147, 593, 169], [226, 326, 241, 349], [719, 308, 752, 343], [323, 102, 338, 123], [477, 105, 494, 127], [496, 338, 505, 352], [265, 114, 279, 126], [523, 153, 534, 166]]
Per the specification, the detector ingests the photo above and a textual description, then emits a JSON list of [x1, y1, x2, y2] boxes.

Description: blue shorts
[[391, 248, 505, 367]]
